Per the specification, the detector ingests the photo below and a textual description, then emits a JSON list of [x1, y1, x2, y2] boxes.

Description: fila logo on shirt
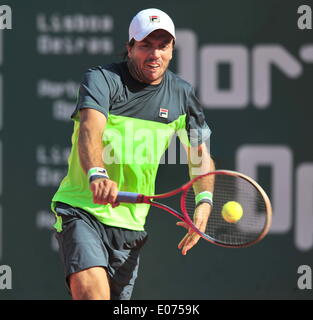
[[159, 108, 168, 119]]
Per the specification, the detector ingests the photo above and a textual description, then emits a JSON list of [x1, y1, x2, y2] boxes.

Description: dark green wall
[[0, 0, 312, 299]]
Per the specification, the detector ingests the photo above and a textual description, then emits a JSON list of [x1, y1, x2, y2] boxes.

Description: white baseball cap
[[129, 8, 176, 42]]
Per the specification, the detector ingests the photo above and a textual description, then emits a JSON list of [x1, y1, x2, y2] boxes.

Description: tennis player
[[51, 8, 214, 300]]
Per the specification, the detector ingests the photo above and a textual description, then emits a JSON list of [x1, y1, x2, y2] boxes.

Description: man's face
[[127, 29, 174, 85]]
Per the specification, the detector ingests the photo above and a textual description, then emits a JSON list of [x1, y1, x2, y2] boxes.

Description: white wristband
[[87, 167, 109, 183]]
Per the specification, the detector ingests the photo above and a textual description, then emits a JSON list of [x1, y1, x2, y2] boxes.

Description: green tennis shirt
[[51, 62, 211, 231]]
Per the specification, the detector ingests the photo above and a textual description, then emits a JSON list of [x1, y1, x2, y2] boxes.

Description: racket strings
[[184, 174, 268, 247]]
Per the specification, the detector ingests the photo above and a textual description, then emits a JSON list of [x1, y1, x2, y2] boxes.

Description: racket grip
[[116, 191, 141, 203]]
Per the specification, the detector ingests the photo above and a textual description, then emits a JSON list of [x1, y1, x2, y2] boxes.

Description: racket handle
[[116, 191, 141, 203]]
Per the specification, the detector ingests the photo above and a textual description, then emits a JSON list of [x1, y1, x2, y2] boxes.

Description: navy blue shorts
[[54, 202, 148, 300]]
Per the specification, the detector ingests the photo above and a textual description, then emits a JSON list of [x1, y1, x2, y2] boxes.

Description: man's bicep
[[79, 108, 107, 131]]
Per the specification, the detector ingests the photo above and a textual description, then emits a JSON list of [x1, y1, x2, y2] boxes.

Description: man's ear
[[126, 44, 131, 58], [126, 39, 135, 58]]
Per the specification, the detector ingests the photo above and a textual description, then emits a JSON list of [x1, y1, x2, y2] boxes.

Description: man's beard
[[127, 58, 166, 84]]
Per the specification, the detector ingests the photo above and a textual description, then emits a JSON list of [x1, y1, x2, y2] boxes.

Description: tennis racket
[[116, 170, 272, 248]]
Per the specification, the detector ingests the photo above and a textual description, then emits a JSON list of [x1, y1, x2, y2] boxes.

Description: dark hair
[[121, 39, 135, 61]]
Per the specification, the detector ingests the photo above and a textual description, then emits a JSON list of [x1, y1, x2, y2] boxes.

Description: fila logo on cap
[[150, 15, 160, 23], [159, 108, 168, 118]]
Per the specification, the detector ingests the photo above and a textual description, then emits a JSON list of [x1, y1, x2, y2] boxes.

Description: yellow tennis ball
[[222, 201, 243, 223]]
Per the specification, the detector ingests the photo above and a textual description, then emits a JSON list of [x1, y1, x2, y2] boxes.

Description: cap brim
[[133, 26, 175, 41]]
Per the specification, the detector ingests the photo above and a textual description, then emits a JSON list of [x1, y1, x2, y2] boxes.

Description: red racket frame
[[134, 170, 272, 248]]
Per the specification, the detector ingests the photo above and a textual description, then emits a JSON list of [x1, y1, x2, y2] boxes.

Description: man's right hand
[[90, 178, 120, 208]]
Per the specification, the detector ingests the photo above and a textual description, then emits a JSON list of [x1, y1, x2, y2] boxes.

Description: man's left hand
[[176, 202, 212, 255]]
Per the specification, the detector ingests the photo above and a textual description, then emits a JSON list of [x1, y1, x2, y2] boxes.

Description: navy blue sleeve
[[186, 87, 211, 146], [72, 67, 114, 120]]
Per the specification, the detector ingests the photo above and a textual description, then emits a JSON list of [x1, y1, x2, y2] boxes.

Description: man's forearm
[[187, 143, 215, 194], [78, 123, 105, 174]]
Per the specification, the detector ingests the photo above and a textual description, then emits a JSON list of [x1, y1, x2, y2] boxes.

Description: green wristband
[[195, 191, 213, 206]]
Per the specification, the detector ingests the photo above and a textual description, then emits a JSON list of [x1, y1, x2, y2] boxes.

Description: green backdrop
[[0, 0, 312, 299]]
